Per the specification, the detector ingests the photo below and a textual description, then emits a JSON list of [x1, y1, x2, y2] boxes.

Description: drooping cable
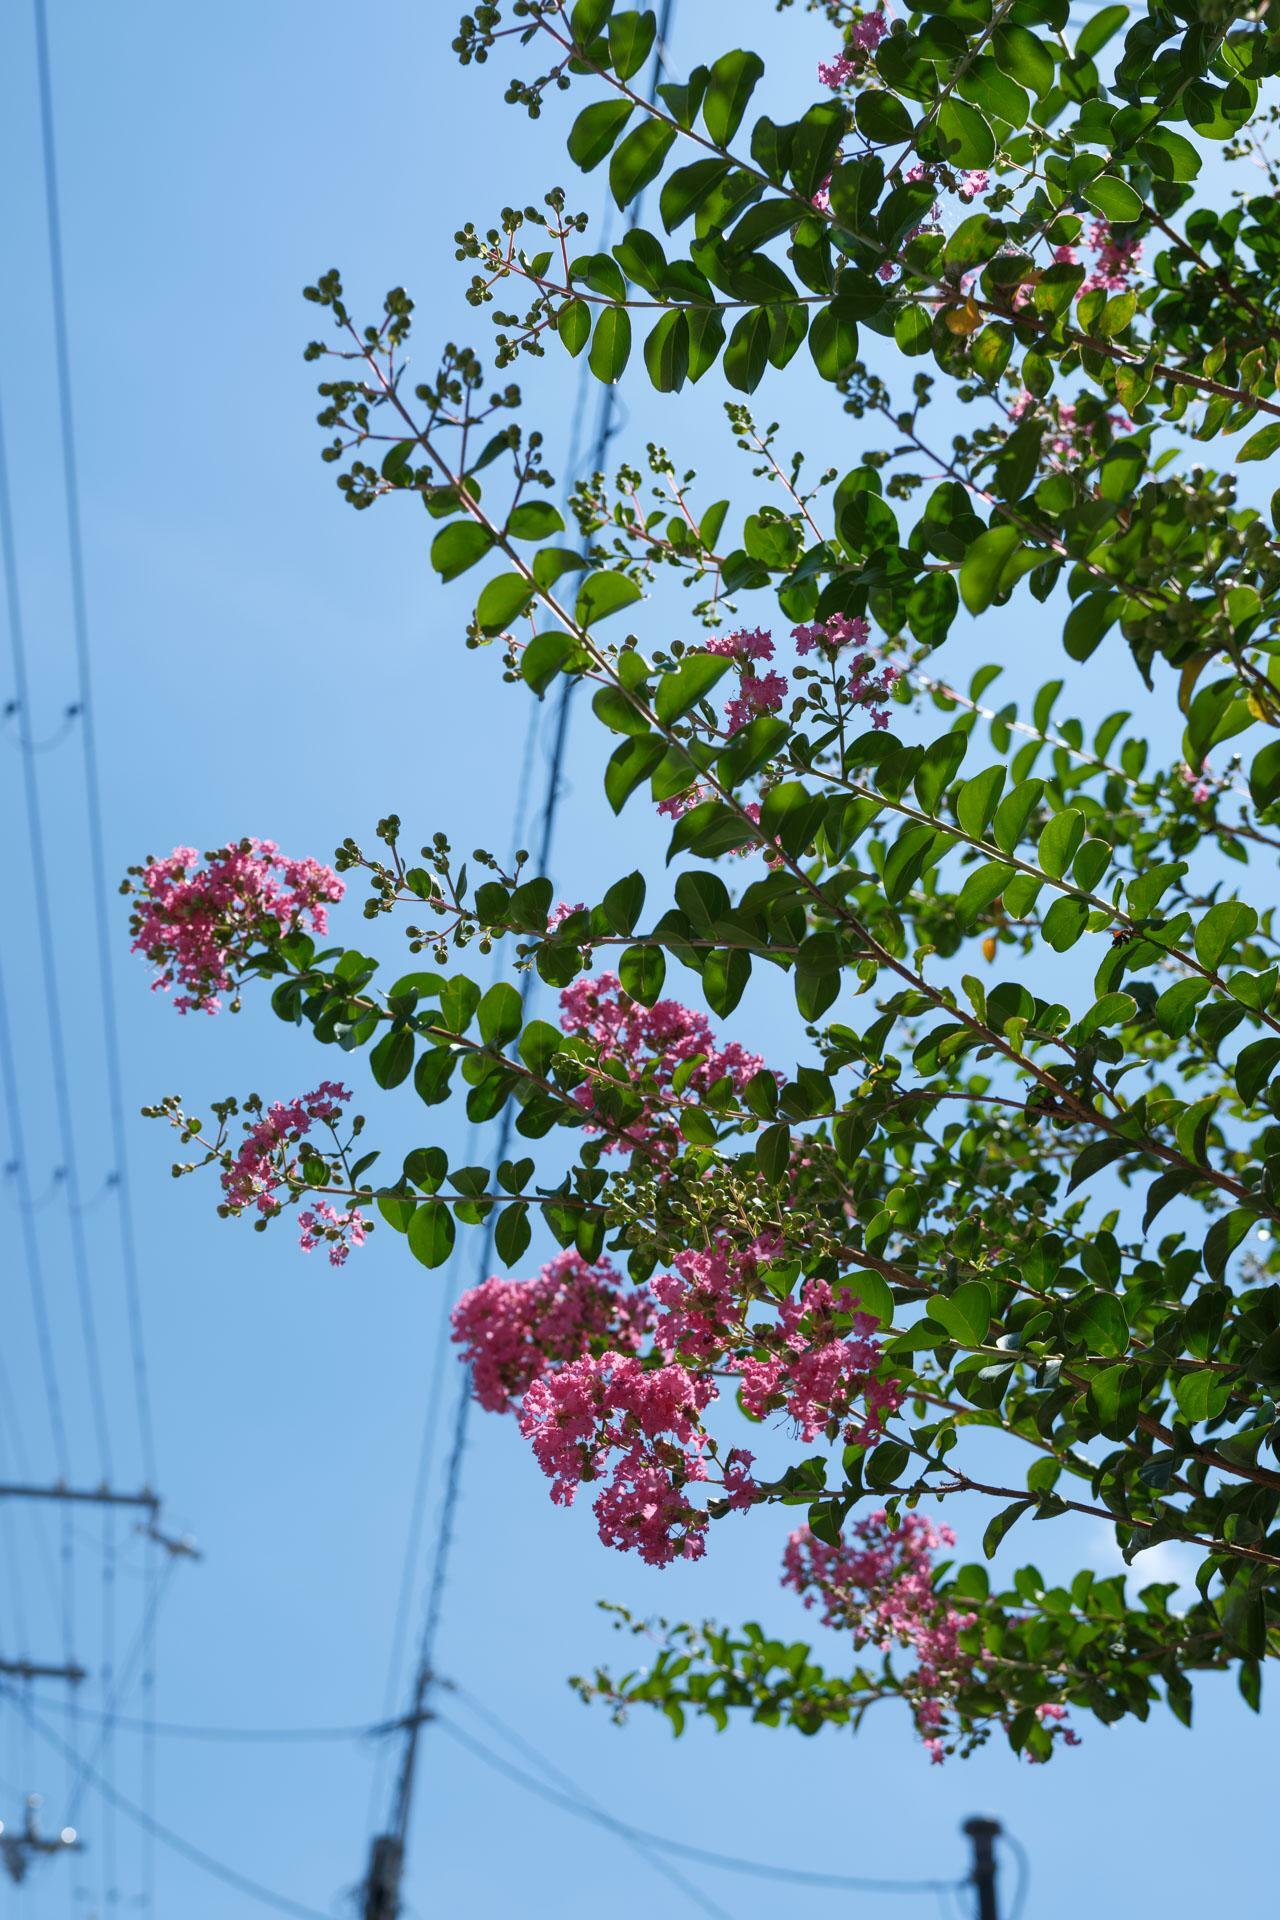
[[436, 1713, 964, 1897], [6, 1686, 341, 1920], [450, 1688, 733, 1920]]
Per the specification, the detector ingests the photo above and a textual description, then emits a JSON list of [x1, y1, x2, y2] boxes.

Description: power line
[[0, 379, 114, 1484], [5, 1686, 341, 1920], [450, 1688, 733, 1920], [24, 1693, 379, 1745], [435, 1712, 964, 1897], [30, 0, 158, 1492]]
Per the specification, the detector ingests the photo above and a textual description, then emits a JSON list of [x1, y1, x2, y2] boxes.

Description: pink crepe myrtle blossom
[[957, 169, 989, 202], [1180, 760, 1215, 805], [220, 1083, 358, 1261], [657, 783, 709, 821], [546, 899, 587, 933], [783, 1510, 980, 1760], [725, 669, 789, 735], [818, 52, 857, 87], [297, 1201, 367, 1267], [1053, 243, 1079, 266], [128, 838, 343, 1014], [559, 973, 766, 1150], [517, 1351, 727, 1566], [792, 611, 870, 656], [705, 626, 775, 662], [1081, 219, 1142, 293], [812, 173, 833, 213], [735, 1276, 901, 1445], [451, 1251, 653, 1413]]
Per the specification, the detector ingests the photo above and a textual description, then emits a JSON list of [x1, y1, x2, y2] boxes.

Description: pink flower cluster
[[783, 1510, 976, 1761], [651, 1234, 784, 1362], [221, 1083, 364, 1264], [129, 839, 343, 1014], [298, 1201, 368, 1267], [725, 669, 789, 735], [957, 169, 989, 202], [705, 627, 775, 662], [559, 973, 765, 1152], [517, 1350, 741, 1565], [736, 1277, 901, 1444], [791, 621, 900, 728], [451, 1251, 653, 1412], [1081, 219, 1142, 293], [818, 8, 887, 84]]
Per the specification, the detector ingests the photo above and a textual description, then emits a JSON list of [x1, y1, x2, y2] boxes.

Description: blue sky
[[0, 3, 1274, 1917]]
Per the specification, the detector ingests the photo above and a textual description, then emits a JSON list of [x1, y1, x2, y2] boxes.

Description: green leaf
[[1238, 421, 1280, 463], [956, 766, 1006, 839], [1087, 1363, 1141, 1440], [1037, 808, 1084, 879], [960, 525, 1039, 614], [430, 520, 492, 582], [724, 307, 771, 393], [507, 501, 566, 540], [644, 310, 690, 391], [605, 734, 666, 812], [619, 943, 666, 1006], [577, 569, 643, 626], [756, 1120, 791, 1184], [408, 1198, 456, 1269], [607, 6, 655, 80], [611, 118, 677, 208], [927, 1281, 992, 1347], [521, 630, 580, 696], [1195, 900, 1256, 970], [937, 100, 995, 169], [702, 49, 764, 147], [476, 572, 535, 634], [601, 870, 646, 937], [1067, 1292, 1129, 1358], [478, 982, 523, 1049], [993, 22, 1055, 95], [567, 98, 633, 171], [1084, 175, 1143, 223], [1041, 895, 1089, 951], [660, 157, 732, 232], [494, 1200, 532, 1267], [588, 305, 632, 383], [654, 652, 732, 723], [370, 1027, 414, 1090], [983, 1499, 1032, 1558], [808, 302, 860, 381]]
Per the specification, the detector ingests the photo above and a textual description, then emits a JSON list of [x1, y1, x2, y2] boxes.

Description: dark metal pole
[[963, 1817, 1002, 1920]]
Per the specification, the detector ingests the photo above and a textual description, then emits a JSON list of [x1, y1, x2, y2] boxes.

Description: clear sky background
[[0, 3, 1274, 1918]]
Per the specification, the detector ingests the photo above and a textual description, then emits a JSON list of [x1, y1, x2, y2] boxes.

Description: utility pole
[[963, 1816, 1002, 1920]]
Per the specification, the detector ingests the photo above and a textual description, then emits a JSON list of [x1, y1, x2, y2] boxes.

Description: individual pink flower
[[725, 669, 788, 734], [128, 838, 343, 1014], [547, 900, 587, 933], [657, 784, 709, 821], [1080, 219, 1142, 293], [958, 169, 989, 201], [818, 52, 856, 87]]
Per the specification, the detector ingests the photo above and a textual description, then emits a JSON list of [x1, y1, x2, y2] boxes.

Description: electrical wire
[[5, 1686, 342, 1920], [450, 1687, 733, 1920], [24, 1693, 381, 1744], [436, 1713, 964, 1897], [31, 0, 158, 1494]]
